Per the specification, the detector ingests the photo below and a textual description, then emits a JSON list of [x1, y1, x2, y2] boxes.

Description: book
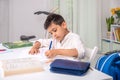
[[0, 57, 44, 77], [2, 41, 33, 49], [115, 27, 120, 42], [112, 27, 117, 41]]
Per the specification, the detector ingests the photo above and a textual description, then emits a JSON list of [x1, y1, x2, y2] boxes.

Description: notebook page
[[1, 57, 44, 77]]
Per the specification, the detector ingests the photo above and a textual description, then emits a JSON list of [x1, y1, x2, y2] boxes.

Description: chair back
[[83, 46, 98, 63]]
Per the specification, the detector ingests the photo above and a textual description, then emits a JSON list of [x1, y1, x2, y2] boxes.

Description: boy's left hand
[[45, 50, 57, 58]]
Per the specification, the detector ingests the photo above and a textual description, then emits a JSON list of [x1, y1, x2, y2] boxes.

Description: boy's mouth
[[55, 37, 60, 41]]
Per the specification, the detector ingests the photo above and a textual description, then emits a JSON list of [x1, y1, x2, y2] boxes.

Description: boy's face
[[47, 22, 68, 42]]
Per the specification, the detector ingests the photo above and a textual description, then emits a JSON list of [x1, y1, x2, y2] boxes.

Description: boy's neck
[[60, 30, 70, 43], [64, 29, 70, 36]]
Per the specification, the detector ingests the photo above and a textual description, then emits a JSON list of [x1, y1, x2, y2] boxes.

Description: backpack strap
[[95, 56, 103, 69], [100, 53, 118, 71]]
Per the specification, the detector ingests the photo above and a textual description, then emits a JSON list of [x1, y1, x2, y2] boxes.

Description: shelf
[[111, 24, 120, 27], [101, 39, 120, 53], [102, 38, 120, 44], [101, 24, 120, 53]]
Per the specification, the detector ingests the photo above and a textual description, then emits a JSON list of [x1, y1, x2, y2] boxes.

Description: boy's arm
[[45, 48, 78, 58], [29, 41, 41, 54]]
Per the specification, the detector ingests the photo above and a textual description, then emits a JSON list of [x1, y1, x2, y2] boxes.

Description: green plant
[[106, 16, 114, 31]]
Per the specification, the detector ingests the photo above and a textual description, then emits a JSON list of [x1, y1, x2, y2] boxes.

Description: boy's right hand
[[29, 41, 41, 55], [29, 47, 40, 55]]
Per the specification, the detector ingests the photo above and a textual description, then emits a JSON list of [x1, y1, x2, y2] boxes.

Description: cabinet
[[101, 24, 120, 53]]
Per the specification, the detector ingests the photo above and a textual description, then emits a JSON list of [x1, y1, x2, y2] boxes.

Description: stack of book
[[114, 27, 120, 42], [111, 27, 120, 42]]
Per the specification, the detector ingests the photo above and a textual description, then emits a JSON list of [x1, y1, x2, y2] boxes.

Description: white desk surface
[[0, 44, 112, 80]]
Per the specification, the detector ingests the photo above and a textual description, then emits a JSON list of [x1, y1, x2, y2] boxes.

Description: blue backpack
[[95, 52, 120, 80]]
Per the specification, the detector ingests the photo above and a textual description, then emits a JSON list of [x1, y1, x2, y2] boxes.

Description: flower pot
[[106, 31, 111, 39]]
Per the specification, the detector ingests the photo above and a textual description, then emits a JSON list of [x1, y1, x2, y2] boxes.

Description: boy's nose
[[52, 33, 56, 38]]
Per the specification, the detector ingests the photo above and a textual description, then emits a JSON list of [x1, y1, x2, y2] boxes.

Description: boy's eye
[[49, 32, 52, 35], [49, 28, 57, 35], [53, 29, 57, 32]]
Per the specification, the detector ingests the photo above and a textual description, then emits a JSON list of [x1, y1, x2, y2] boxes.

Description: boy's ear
[[62, 22, 67, 28]]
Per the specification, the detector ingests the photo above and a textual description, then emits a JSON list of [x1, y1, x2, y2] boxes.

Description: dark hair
[[44, 13, 65, 30]]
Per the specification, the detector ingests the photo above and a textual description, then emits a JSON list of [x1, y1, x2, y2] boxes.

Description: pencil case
[[50, 59, 90, 76]]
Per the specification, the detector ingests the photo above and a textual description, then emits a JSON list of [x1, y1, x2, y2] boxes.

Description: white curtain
[[77, 0, 101, 49], [54, 0, 101, 49]]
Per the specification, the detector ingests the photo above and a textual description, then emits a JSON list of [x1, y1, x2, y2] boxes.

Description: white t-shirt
[[37, 32, 85, 59]]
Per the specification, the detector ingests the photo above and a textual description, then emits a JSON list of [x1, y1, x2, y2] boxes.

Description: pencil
[[49, 41, 52, 50]]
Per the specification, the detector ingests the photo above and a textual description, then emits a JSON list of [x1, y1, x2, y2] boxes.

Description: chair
[[82, 46, 98, 63]]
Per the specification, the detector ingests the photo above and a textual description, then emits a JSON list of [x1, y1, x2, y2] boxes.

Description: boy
[[29, 13, 85, 59]]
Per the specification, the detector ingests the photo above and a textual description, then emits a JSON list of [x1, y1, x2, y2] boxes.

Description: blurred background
[[0, 0, 120, 52]]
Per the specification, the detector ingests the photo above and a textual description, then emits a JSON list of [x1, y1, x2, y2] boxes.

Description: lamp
[[34, 7, 58, 15], [34, 11, 50, 15]]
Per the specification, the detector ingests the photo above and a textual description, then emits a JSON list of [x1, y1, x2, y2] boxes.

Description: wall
[[101, 0, 120, 38], [9, 0, 54, 42], [0, 0, 9, 43]]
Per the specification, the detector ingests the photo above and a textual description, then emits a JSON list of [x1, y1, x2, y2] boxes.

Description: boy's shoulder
[[67, 32, 80, 40], [69, 32, 79, 38]]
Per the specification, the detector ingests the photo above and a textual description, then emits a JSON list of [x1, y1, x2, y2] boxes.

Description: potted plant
[[106, 16, 114, 32], [106, 16, 114, 39]]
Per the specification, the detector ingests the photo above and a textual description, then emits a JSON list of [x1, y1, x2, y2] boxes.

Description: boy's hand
[[45, 50, 57, 58], [29, 41, 41, 55], [29, 47, 40, 55]]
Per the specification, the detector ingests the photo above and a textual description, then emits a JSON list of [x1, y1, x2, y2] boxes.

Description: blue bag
[[95, 52, 120, 80], [50, 59, 90, 76]]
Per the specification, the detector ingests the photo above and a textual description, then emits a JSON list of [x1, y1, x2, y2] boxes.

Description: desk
[[0, 44, 112, 80]]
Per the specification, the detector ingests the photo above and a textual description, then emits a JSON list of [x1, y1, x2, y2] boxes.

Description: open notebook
[[0, 57, 44, 77]]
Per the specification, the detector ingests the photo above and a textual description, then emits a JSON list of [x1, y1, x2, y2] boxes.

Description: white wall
[[110, 0, 120, 8], [9, 0, 54, 42], [101, 0, 120, 38], [0, 0, 9, 43]]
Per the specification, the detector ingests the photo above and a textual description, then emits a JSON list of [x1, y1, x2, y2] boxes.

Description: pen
[[49, 41, 52, 50]]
